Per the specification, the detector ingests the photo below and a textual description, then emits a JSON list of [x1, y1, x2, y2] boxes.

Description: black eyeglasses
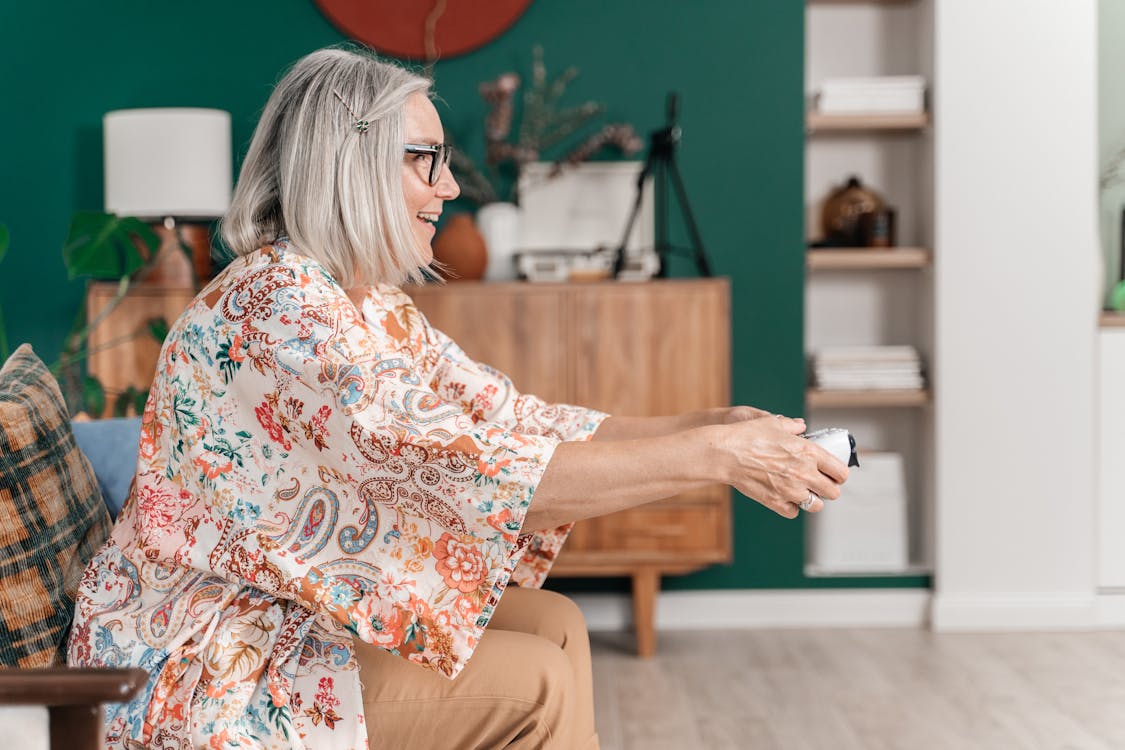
[[404, 143, 453, 186]]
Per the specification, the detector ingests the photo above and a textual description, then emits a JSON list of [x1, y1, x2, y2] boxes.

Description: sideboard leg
[[631, 568, 659, 658]]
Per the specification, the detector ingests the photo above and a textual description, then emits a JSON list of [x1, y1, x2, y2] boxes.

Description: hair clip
[[332, 88, 369, 134]]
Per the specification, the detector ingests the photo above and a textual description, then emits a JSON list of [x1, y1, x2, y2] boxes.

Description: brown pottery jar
[[821, 176, 885, 246]]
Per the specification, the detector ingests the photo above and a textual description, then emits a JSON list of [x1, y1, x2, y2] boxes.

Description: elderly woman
[[68, 47, 848, 749]]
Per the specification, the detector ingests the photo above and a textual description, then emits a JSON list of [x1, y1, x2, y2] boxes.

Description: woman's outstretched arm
[[590, 406, 795, 441], [526, 415, 848, 529]]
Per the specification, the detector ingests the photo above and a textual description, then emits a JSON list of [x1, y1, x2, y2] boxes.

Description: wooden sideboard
[[86, 277, 733, 656], [86, 282, 197, 417], [408, 279, 732, 657]]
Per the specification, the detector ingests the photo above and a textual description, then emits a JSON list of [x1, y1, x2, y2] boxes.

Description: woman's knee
[[476, 630, 577, 736], [541, 589, 590, 650], [503, 587, 590, 649]]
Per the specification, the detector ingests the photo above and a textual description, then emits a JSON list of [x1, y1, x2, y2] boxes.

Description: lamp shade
[[104, 108, 232, 220]]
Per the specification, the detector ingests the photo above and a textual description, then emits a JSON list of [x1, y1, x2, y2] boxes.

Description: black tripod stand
[[613, 92, 713, 278]]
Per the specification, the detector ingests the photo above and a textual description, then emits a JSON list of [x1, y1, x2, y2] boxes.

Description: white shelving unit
[[803, 0, 934, 578]]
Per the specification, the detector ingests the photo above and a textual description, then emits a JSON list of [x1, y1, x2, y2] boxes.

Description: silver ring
[[800, 491, 817, 512]]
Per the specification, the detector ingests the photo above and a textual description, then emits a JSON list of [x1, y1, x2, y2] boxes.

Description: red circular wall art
[[314, 0, 533, 61]]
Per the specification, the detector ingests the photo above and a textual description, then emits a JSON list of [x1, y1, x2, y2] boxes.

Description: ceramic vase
[[476, 202, 521, 281], [431, 214, 487, 281]]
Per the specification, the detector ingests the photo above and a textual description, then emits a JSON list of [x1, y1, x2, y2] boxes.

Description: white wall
[[932, 0, 1102, 628]]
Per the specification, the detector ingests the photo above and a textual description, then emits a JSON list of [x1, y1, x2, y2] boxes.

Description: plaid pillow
[[0, 344, 111, 667]]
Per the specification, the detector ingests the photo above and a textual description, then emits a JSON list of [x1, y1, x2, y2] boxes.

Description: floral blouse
[[67, 243, 607, 749]]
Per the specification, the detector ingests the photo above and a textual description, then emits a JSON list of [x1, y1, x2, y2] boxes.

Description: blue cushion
[[70, 417, 142, 519]]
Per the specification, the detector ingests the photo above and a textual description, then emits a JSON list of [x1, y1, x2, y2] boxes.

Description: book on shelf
[[811, 345, 925, 391], [814, 75, 926, 115]]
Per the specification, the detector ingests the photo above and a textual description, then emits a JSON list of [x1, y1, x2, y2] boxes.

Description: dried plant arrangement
[[452, 46, 643, 205]]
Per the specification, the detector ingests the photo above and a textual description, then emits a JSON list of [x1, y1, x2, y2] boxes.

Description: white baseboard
[[1096, 590, 1125, 626], [569, 589, 1125, 633], [930, 592, 1106, 631], [570, 588, 932, 631]]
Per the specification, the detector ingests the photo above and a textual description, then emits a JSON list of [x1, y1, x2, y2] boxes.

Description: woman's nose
[[436, 163, 460, 200]]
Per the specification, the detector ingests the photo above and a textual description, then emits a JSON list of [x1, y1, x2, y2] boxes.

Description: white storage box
[[806, 451, 909, 573]]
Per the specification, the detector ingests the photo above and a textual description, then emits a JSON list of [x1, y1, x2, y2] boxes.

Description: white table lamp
[[103, 108, 232, 284]]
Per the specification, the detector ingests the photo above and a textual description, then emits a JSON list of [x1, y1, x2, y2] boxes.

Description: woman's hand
[[715, 416, 849, 519], [720, 405, 803, 428], [529, 408, 846, 529]]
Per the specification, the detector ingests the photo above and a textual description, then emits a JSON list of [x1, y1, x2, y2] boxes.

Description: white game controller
[[801, 428, 858, 510]]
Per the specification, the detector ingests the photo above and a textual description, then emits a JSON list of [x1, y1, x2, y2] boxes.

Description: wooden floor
[[589, 628, 1125, 750]]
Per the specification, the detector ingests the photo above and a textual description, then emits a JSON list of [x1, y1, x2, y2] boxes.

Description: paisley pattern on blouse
[[67, 243, 606, 749]]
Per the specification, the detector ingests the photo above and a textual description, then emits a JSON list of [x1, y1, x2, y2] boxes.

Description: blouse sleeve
[[387, 290, 609, 587], [197, 262, 574, 677]]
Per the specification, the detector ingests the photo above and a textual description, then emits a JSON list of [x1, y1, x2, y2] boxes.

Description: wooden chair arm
[[0, 667, 147, 706], [0, 668, 147, 750]]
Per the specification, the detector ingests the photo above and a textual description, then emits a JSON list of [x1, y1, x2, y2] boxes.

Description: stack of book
[[811, 345, 925, 391], [816, 76, 926, 115]]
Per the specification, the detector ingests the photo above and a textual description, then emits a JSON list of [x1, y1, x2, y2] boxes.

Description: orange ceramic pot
[[431, 214, 487, 281]]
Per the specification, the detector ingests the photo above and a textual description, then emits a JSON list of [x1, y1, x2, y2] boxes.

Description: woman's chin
[[410, 232, 434, 265]]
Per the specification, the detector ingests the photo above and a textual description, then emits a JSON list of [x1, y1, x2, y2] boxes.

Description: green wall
[[0, 1, 920, 590]]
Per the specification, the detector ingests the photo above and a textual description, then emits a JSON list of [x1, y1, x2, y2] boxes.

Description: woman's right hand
[[716, 416, 849, 519]]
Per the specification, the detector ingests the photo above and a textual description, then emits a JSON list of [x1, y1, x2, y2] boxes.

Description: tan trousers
[[356, 586, 599, 750]]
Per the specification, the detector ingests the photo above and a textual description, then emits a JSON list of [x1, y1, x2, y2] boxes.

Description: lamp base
[[138, 220, 214, 288]]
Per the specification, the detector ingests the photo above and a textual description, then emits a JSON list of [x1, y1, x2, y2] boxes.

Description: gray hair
[[221, 47, 433, 288]]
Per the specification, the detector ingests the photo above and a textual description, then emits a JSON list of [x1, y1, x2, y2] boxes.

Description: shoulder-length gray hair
[[221, 47, 432, 288]]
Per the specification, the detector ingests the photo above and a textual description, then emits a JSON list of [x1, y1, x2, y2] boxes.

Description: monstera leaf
[[62, 211, 160, 280]]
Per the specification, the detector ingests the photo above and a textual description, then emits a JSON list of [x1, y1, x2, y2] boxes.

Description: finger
[[799, 493, 825, 513], [809, 443, 849, 483], [808, 476, 843, 501], [738, 487, 800, 519], [773, 416, 807, 435], [777, 501, 799, 519], [734, 406, 772, 421], [804, 462, 846, 500], [795, 487, 818, 512], [777, 491, 805, 518]]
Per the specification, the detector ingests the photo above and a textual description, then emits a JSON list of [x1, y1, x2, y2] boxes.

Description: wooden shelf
[[1101, 311, 1125, 328], [804, 563, 932, 578], [806, 112, 929, 132], [807, 388, 931, 408], [807, 247, 930, 270]]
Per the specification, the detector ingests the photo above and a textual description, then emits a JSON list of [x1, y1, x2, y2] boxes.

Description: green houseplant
[[1, 213, 192, 415], [56, 211, 166, 417]]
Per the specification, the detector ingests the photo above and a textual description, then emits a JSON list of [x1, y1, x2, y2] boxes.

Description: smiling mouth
[[417, 212, 440, 224]]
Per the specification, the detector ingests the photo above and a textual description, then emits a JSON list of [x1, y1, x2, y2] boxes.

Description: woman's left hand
[[721, 405, 803, 429]]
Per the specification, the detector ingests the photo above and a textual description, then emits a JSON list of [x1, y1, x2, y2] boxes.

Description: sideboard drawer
[[563, 494, 729, 559]]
